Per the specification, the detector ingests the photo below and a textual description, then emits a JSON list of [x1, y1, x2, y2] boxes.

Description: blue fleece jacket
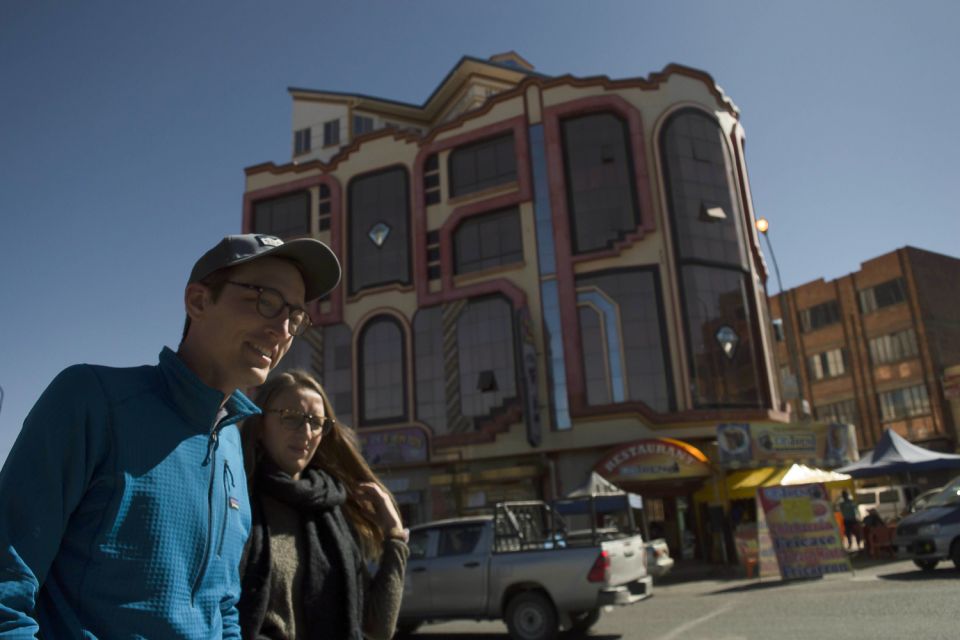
[[0, 348, 259, 638]]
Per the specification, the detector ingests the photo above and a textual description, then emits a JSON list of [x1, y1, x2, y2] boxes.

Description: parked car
[[644, 538, 674, 577], [396, 501, 652, 640], [893, 476, 960, 571], [906, 486, 944, 514]]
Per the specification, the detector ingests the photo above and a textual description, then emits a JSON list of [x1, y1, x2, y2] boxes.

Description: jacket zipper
[[217, 460, 235, 557], [192, 424, 222, 605]]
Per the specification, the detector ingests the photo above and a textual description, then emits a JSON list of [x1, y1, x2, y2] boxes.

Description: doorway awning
[[695, 464, 853, 502]]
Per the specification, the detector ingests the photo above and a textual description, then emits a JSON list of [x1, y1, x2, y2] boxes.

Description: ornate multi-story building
[[241, 52, 807, 561]]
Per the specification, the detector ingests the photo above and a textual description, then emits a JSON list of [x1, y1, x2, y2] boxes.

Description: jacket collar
[[158, 347, 261, 432]]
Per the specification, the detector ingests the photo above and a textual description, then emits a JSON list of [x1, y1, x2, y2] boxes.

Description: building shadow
[[876, 566, 960, 582], [412, 633, 621, 639], [706, 576, 823, 595]]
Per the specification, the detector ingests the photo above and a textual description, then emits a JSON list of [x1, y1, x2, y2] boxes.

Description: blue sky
[[2, 0, 958, 465]]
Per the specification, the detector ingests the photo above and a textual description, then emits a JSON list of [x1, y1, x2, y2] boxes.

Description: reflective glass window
[[253, 191, 310, 238], [576, 269, 673, 412], [348, 168, 410, 294], [661, 109, 762, 408], [414, 307, 447, 434], [561, 112, 640, 254], [457, 297, 516, 419], [454, 207, 523, 274], [322, 324, 354, 427], [449, 134, 517, 197], [359, 316, 406, 423]]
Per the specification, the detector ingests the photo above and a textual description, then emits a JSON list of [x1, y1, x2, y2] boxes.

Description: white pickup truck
[[396, 501, 652, 640]]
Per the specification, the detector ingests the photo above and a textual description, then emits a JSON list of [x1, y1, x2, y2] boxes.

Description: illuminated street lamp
[[756, 217, 807, 416], [756, 217, 783, 294]]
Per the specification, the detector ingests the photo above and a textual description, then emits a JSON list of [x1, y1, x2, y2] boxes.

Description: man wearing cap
[[0, 234, 340, 638]]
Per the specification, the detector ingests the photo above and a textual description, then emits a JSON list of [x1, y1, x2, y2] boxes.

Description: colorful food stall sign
[[595, 438, 711, 481], [359, 426, 429, 466], [757, 482, 850, 580], [717, 422, 857, 469]]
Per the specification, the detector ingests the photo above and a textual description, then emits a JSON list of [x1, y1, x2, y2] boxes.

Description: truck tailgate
[[602, 534, 647, 586]]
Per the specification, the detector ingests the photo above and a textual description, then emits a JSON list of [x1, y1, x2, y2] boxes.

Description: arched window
[[576, 268, 673, 412], [561, 112, 640, 254], [661, 109, 762, 408], [348, 168, 410, 294], [359, 316, 406, 424]]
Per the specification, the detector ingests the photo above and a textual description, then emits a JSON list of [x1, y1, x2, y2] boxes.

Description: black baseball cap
[[189, 234, 341, 301]]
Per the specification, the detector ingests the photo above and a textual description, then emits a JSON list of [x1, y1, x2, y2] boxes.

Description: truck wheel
[[914, 559, 938, 571], [505, 591, 558, 640], [394, 620, 421, 637], [568, 608, 601, 632]]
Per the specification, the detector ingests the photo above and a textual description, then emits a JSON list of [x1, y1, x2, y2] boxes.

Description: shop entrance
[[618, 479, 703, 561], [593, 437, 715, 562]]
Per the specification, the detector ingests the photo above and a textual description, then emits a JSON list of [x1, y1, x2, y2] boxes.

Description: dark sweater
[[254, 495, 409, 640]]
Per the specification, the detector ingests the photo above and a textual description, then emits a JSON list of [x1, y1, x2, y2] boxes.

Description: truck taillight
[[587, 550, 610, 583]]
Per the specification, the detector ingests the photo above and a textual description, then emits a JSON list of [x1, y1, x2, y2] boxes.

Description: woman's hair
[[242, 369, 396, 559]]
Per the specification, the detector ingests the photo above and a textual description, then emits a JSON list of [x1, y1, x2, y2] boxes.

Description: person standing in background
[[838, 490, 862, 551]]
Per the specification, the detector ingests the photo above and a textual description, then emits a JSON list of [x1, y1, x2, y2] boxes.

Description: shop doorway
[[619, 481, 702, 561]]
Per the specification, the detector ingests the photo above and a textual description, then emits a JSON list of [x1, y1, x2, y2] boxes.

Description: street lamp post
[[756, 217, 806, 417]]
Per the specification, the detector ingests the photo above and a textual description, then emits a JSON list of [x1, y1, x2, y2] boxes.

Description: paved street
[[408, 558, 959, 639]]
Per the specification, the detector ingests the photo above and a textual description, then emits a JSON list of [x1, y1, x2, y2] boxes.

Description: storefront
[[693, 421, 860, 564], [360, 425, 549, 525], [359, 425, 432, 525], [593, 438, 714, 560]]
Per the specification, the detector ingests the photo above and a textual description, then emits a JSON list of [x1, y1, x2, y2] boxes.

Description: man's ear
[[184, 283, 210, 321]]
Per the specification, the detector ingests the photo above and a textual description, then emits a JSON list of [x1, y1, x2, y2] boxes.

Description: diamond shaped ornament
[[368, 222, 391, 247], [715, 325, 739, 360]]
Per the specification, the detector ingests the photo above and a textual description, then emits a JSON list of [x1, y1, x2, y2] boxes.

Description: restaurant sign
[[595, 438, 711, 481]]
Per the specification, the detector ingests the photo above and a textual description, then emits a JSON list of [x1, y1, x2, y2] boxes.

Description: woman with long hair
[[238, 369, 408, 640]]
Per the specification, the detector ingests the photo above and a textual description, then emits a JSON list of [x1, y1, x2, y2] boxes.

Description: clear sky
[[2, 0, 958, 465]]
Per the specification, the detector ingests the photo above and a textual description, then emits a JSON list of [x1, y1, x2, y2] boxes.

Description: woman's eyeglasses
[[266, 408, 335, 435]]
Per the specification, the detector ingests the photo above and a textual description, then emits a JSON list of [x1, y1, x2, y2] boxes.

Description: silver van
[[855, 484, 919, 522], [892, 476, 960, 571]]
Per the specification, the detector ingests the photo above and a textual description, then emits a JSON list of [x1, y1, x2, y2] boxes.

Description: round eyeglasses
[[266, 408, 335, 435], [225, 281, 311, 337]]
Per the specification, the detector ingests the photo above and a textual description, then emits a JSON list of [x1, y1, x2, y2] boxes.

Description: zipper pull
[[224, 460, 235, 488], [202, 427, 221, 466]]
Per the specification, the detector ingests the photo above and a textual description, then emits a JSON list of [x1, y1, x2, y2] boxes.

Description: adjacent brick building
[[769, 247, 960, 455]]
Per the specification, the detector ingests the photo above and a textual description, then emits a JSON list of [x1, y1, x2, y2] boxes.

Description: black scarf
[[239, 461, 364, 640]]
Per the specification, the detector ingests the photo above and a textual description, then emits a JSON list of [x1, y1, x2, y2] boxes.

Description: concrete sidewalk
[[655, 552, 902, 585]]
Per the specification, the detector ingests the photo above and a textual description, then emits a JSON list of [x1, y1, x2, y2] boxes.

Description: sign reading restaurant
[[595, 438, 712, 481]]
